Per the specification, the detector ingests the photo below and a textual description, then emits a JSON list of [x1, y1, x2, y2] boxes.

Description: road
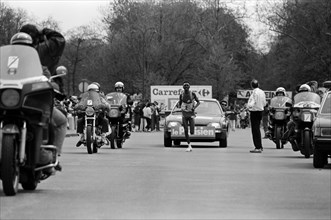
[[1, 128, 330, 219]]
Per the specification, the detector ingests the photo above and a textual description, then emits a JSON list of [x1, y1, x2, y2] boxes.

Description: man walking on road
[[247, 79, 267, 153]]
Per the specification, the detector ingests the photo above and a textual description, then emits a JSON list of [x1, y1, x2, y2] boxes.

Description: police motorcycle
[[76, 90, 108, 154], [291, 91, 320, 158], [0, 43, 67, 196], [106, 92, 131, 149], [268, 96, 292, 149]]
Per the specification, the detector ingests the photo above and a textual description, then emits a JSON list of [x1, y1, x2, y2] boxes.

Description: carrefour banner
[[237, 90, 292, 99], [151, 85, 212, 110]]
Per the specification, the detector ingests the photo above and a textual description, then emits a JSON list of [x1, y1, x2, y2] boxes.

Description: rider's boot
[[76, 133, 85, 147], [101, 133, 109, 145]]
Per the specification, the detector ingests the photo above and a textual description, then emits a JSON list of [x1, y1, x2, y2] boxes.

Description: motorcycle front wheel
[[1, 134, 20, 196], [86, 125, 93, 154], [303, 130, 311, 158], [109, 126, 117, 149]]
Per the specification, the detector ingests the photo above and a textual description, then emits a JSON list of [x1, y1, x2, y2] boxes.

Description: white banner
[[151, 85, 212, 110], [237, 90, 292, 99]]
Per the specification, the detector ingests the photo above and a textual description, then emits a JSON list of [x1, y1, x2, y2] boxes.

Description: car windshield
[[172, 100, 222, 115], [270, 96, 292, 108], [320, 93, 331, 114]]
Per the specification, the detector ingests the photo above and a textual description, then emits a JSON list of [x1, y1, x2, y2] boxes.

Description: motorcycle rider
[[11, 28, 66, 172], [114, 81, 133, 138], [75, 83, 110, 147], [265, 87, 290, 138]]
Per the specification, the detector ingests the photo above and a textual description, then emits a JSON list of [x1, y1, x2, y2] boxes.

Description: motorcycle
[[106, 92, 131, 149], [76, 91, 108, 154], [0, 44, 67, 196], [291, 91, 321, 158], [268, 96, 292, 149]]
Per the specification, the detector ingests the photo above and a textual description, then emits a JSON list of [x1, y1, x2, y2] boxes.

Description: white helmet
[[275, 87, 286, 96], [87, 83, 99, 92], [299, 84, 311, 92], [115, 81, 124, 90], [10, 32, 33, 45]]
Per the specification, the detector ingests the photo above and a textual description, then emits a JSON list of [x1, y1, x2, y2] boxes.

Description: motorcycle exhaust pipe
[[19, 121, 27, 164]]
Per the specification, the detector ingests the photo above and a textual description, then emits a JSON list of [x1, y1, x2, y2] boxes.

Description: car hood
[[166, 114, 223, 124]]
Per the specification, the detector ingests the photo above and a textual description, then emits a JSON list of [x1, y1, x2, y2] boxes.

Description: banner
[[237, 90, 292, 99]]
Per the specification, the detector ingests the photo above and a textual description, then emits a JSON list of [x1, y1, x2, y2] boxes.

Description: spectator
[[247, 79, 267, 153]]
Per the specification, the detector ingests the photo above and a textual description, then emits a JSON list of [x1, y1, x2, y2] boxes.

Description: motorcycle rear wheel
[[1, 134, 20, 196], [86, 125, 93, 154]]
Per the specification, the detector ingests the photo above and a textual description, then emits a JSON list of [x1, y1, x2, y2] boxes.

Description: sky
[[3, 0, 274, 52]]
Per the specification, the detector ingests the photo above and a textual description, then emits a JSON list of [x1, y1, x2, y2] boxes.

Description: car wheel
[[164, 132, 172, 147], [219, 137, 227, 148], [313, 146, 326, 168]]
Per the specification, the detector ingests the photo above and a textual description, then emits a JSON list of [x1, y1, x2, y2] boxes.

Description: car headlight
[[1, 89, 20, 107], [167, 121, 181, 128], [321, 128, 331, 137], [85, 106, 95, 116], [208, 122, 221, 128]]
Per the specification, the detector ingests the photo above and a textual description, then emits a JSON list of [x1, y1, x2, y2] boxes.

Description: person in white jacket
[[247, 79, 266, 153]]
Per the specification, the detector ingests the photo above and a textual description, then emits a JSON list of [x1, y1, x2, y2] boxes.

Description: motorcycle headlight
[[85, 106, 95, 116], [1, 89, 20, 107], [109, 109, 120, 118]]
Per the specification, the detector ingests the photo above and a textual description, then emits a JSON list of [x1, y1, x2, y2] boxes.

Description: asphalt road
[[1, 128, 330, 220]]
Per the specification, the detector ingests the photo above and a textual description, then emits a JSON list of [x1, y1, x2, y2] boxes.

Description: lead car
[[164, 98, 229, 148]]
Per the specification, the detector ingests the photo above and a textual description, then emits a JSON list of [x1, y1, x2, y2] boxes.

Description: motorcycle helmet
[[275, 87, 286, 96], [10, 32, 33, 45], [91, 82, 101, 91], [87, 83, 99, 92], [115, 81, 124, 91], [299, 84, 311, 92]]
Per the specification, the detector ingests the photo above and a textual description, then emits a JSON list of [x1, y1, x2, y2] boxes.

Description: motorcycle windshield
[[79, 90, 105, 108], [270, 96, 292, 108], [0, 45, 43, 81], [293, 92, 321, 108], [106, 92, 127, 106]]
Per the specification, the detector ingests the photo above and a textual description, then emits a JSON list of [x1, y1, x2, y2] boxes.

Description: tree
[[0, 2, 27, 46]]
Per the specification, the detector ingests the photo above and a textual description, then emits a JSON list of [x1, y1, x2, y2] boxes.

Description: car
[[163, 98, 229, 148], [312, 83, 331, 168]]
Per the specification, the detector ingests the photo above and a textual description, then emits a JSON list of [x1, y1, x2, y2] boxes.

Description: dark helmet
[[115, 81, 124, 90], [251, 79, 259, 89], [20, 24, 40, 46], [10, 32, 33, 45]]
